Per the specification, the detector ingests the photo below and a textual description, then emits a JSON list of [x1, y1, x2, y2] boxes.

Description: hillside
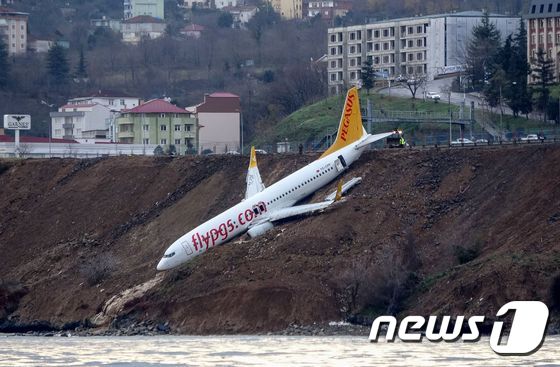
[[0, 145, 559, 334], [265, 91, 553, 148]]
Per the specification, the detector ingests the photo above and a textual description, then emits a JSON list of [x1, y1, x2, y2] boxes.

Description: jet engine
[[247, 221, 274, 238]]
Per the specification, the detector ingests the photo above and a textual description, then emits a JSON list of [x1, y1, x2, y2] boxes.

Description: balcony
[[117, 119, 134, 126], [118, 131, 135, 139], [62, 123, 74, 129]]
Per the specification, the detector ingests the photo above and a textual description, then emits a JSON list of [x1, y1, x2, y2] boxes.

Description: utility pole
[[367, 98, 373, 133], [448, 89, 452, 143]]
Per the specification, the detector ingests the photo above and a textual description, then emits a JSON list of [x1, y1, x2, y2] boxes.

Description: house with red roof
[[116, 99, 198, 154], [121, 15, 166, 44], [186, 92, 240, 154], [180, 23, 205, 39]]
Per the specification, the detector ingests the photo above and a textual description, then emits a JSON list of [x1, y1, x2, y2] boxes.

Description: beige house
[[121, 15, 166, 44], [267, 0, 302, 19], [187, 92, 241, 154], [0, 7, 28, 55]]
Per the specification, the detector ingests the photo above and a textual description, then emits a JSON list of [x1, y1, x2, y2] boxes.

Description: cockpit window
[[163, 252, 175, 258]]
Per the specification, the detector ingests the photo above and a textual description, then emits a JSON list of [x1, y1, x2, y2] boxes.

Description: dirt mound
[[0, 146, 559, 333]]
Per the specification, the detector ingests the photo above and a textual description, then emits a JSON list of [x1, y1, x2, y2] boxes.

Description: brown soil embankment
[[0, 146, 559, 334]]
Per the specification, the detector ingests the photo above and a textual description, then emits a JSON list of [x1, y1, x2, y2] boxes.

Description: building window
[[383, 29, 388, 37], [120, 99, 125, 105], [55, 129, 61, 136], [175, 139, 181, 145], [417, 53, 422, 60], [184, 124, 192, 131], [159, 113, 166, 118], [350, 45, 355, 53], [417, 66, 423, 73], [549, 3, 553, 12], [417, 26, 422, 33], [557, 3, 560, 12], [374, 30, 379, 38], [408, 53, 413, 61], [174, 124, 181, 131], [350, 71, 356, 80], [408, 40, 413, 47], [330, 73, 336, 81], [417, 39, 423, 47], [374, 43, 380, 51], [160, 125, 167, 131], [350, 32, 355, 40], [350, 58, 356, 66], [330, 34, 336, 42], [539, 34, 544, 44], [143, 125, 149, 131], [374, 56, 380, 64], [330, 60, 336, 68], [109, 99, 114, 105], [531, 4, 536, 12], [540, 4, 544, 12], [160, 139, 167, 145], [330, 47, 336, 55], [382, 55, 389, 63], [143, 138, 149, 144], [408, 26, 413, 34]]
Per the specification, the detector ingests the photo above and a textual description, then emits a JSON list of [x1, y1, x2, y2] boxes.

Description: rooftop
[[0, 6, 29, 16], [0, 135, 77, 144], [526, 0, 560, 18], [123, 99, 189, 114], [122, 15, 164, 24], [328, 10, 520, 30], [182, 24, 205, 31]]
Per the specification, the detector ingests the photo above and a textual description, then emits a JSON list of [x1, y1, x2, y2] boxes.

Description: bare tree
[[404, 73, 427, 99]]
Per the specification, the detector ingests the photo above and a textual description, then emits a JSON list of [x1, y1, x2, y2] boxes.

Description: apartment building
[[327, 11, 519, 95], [124, 0, 164, 20], [268, 0, 303, 19], [187, 92, 241, 154], [0, 7, 28, 55], [50, 103, 112, 141], [526, 0, 560, 81], [306, 0, 351, 20], [121, 15, 166, 44], [116, 99, 198, 154]]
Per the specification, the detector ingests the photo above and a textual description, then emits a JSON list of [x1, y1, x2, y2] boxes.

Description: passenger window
[[253, 208, 259, 215]]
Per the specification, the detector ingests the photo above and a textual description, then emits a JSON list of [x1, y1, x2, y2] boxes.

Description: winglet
[[245, 146, 265, 199], [335, 180, 343, 202], [249, 146, 258, 168]]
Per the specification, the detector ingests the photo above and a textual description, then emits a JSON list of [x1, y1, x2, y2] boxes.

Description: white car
[[475, 138, 488, 144], [254, 149, 268, 154], [426, 92, 441, 100], [520, 134, 542, 141], [451, 138, 474, 145], [225, 150, 240, 155]]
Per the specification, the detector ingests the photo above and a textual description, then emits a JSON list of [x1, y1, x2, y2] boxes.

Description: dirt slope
[[0, 146, 559, 333]]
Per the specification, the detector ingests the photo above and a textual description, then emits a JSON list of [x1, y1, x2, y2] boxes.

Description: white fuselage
[[156, 138, 368, 270]]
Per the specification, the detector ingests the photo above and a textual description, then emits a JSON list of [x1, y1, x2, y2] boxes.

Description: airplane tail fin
[[320, 87, 366, 158], [245, 146, 265, 199]]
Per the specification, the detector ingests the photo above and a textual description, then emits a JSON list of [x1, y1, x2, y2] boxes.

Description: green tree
[[466, 12, 502, 91], [0, 38, 8, 88], [74, 48, 88, 79], [361, 59, 375, 94], [47, 43, 70, 87], [532, 48, 555, 120], [507, 20, 532, 117], [218, 12, 233, 28]]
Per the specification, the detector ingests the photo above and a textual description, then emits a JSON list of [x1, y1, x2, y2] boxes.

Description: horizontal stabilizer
[[325, 177, 362, 201], [354, 132, 396, 149]]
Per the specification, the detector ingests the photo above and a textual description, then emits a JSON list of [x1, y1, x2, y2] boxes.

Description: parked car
[[254, 149, 268, 154], [520, 134, 543, 141], [395, 75, 407, 82], [426, 92, 441, 100], [225, 150, 240, 155], [451, 138, 474, 145], [475, 138, 488, 144]]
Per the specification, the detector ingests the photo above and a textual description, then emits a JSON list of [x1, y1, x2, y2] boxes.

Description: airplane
[[156, 87, 400, 271]]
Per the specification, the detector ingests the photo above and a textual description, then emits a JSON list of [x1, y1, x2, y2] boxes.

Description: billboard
[[3, 115, 31, 130]]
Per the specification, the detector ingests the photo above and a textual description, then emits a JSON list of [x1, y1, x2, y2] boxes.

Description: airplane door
[[181, 240, 194, 255], [334, 154, 347, 172]]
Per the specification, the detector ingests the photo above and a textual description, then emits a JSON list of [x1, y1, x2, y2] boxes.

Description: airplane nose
[[156, 258, 167, 271]]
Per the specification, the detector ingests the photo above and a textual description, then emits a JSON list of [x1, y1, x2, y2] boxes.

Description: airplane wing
[[253, 181, 344, 224], [245, 146, 265, 200]]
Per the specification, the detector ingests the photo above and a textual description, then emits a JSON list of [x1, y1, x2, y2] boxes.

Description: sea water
[[0, 335, 558, 366]]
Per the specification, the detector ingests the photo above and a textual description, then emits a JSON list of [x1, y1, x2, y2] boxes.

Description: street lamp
[[41, 100, 55, 158]]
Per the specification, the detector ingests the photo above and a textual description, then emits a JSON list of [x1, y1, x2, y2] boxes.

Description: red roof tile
[[123, 99, 188, 114], [123, 15, 164, 24]]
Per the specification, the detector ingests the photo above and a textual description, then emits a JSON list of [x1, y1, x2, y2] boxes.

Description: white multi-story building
[[50, 103, 112, 141], [124, 0, 164, 20], [0, 7, 28, 55], [327, 11, 520, 95], [214, 0, 236, 9], [63, 91, 142, 141]]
